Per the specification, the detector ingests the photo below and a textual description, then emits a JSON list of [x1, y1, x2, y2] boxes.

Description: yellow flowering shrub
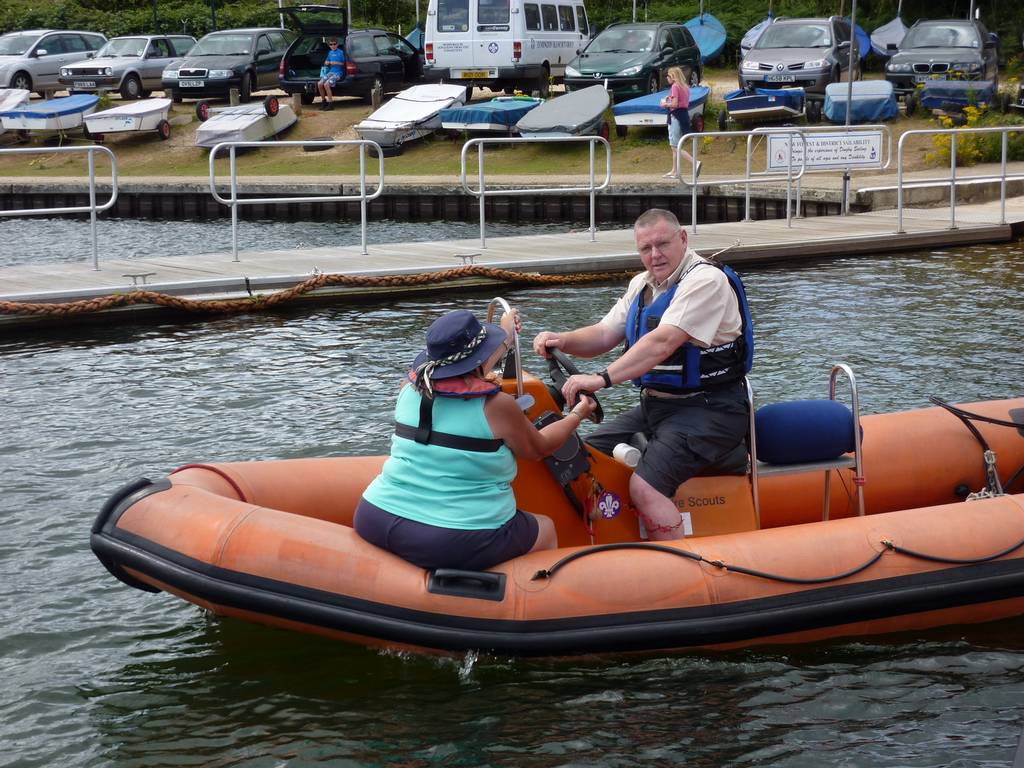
[[927, 104, 986, 166]]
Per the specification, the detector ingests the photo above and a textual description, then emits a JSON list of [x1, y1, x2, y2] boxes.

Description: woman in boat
[[354, 308, 597, 570], [661, 66, 701, 180]]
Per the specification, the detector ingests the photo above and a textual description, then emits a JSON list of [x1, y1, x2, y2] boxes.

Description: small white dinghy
[[84, 97, 174, 141], [354, 83, 467, 155], [0, 88, 30, 135], [194, 96, 297, 149], [0, 94, 99, 133]]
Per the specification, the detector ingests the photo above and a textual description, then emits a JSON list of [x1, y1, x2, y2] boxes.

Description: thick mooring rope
[[0, 266, 632, 319]]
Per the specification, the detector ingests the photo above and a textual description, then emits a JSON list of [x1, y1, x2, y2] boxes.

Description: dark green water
[[2, 237, 1023, 766]]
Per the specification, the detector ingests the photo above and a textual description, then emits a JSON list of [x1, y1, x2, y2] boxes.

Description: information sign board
[[766, 131, 884, 171]]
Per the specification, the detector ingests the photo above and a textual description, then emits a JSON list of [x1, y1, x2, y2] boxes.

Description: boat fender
[[90, 477, 172, 594], [427, 569, 507, 601], [755, 400, 856, 465]]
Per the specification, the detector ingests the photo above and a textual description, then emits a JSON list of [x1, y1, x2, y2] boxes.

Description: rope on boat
[[881, 535, 1024, 565], [0, 266, 633, 320], [532, 543, 885, 584], [929, 395, 1024, 496], [532, 533, 1024, 583]]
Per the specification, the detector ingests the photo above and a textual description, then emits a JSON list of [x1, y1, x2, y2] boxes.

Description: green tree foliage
[[0, 0, 1019, 63]]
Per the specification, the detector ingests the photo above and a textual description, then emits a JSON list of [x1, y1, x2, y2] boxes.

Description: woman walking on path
[[661, 67, 701, 180]]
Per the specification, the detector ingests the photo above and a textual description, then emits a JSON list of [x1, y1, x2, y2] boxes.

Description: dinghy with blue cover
[[823, 81, 898, 123], [917, 80, 997, 113], [195, 96, 297, 149], [721, 87, 806, 128], [612, 85, 709, 137], [871, 0, 907, 58], [0, 93, 98, 132], [684, 2, 726, 63], [516, 84, 610, 138], [354, 83, 466, 153], [439, 96, 543, 133]]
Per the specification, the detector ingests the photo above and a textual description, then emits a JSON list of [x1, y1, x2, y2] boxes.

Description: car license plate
[[76, 80, 97, 88], [455, 69, 492, 79], [914, 74, 945, 83], [180, 79, 204, 88], [765, 74, 795, 83]]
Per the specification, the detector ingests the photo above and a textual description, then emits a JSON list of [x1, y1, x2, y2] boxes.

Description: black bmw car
[[884, 19, 999, 98], [161, 27, 296, 102]]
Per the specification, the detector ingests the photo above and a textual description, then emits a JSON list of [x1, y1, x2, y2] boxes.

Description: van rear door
[[432, 0, 477, 77], [469, 0, 512, 76]]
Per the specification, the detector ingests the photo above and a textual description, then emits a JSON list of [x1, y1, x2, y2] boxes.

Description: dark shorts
[[353, 498, 539, 571], [586, 382, 749, 498]]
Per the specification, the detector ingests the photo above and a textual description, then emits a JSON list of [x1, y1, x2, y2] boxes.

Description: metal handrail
[[676, 129, 808, 233], [750, 124, 893, 218], [459, 135, 612, 249], [896, 126, 1024, 233], [208, 139, 385, 261], [0, 144, 118, 271]]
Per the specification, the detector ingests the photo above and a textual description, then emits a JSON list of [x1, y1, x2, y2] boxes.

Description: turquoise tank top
[[362, 385, 517, 529]]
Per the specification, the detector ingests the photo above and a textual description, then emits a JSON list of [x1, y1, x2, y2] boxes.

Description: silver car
[[59, 35, 196, 99], [738, 16, 857, 96], [0, 29, 107, 94]]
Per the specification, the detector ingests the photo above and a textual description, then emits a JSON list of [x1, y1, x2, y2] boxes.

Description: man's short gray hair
[[634, 208, 681, 231]]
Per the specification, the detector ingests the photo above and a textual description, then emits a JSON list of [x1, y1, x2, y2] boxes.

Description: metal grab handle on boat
[[486, 297, 525, 402]]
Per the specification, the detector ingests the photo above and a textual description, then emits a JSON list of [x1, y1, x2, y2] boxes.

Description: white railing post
[[230, 146, 239, 262], [1000, 132, 1008, 226], [459, 135, 613, 248], [208, 139, 385, 262], [0, 145, 118, 270], [949, 132, 957, 230]]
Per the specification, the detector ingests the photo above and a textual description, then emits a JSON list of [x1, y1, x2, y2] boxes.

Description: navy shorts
[[586, 382, 749, 498], [353, 498, 539, 571]]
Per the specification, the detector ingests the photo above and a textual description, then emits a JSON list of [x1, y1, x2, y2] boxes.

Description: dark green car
[[563, 21, 701, 100]]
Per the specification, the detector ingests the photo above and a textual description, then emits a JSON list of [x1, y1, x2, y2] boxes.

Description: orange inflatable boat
[[91, 364, 1024, 656]]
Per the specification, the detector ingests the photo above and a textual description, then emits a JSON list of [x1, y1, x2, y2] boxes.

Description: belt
[[641, 388, 702, 400]]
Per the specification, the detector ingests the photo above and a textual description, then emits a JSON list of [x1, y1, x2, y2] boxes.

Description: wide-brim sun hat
[[411, 309, 507, 380]]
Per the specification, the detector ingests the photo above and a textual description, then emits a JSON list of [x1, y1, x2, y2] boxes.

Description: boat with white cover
[[354, 83, 467, 154], [84, 97, 173, 141], [0, 88, 30, 135], [0, 94, 98, 133], [194, 96, 296, 149]]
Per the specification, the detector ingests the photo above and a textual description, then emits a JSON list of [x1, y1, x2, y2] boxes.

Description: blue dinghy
[[849, 19, 870, 60], [823, 81, 898, 123], [918, 80, 997, 112], [439, 96, 543, 133], [723, 87, 805, 123], [741, 12, 774, 56], [0, 93, 99, 132], [684, 4, 726, 64], [612, 85, 709, 136]]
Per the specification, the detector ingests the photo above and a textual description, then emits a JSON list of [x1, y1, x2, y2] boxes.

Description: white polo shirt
[[600, 249, 742, 348]]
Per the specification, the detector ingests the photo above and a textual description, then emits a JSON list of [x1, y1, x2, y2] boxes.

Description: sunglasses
[[328, 42, 338, 46]]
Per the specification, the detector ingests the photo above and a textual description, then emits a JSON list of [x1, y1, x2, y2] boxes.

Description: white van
[[423, 0, 590, 97]]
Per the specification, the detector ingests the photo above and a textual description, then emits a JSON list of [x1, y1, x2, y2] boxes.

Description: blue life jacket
[[624, 260, 754, 392]]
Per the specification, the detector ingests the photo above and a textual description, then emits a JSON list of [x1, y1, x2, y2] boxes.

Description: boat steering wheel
[[546, 348, 604, 424]]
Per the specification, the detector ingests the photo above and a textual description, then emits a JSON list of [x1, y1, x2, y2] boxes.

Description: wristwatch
[[599, 369, 613, 388]]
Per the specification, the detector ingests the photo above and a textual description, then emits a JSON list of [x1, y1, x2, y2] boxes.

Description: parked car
[[738, 16, 857, 96], [0, 29, 106, 94], [162, 27, 296, 102], [58, 35, 195, 99], [564, 21, 701, 99], [884, 19, 999, 98], [278, 5, 423, 104]]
